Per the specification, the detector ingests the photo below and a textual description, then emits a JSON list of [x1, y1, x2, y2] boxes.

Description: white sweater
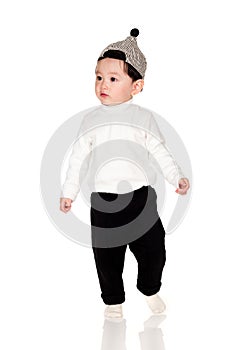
[[61, 100, 184, 200]]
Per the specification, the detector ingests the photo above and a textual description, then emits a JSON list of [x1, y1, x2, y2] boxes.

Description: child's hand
[[175, 178, 190, 195], [60, 198, 73, 213]]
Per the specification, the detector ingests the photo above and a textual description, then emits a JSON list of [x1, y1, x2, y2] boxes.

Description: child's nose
[[101, 79, 108, 90]]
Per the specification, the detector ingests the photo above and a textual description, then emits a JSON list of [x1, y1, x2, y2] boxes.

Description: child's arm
[[146, 113, 190, 194], [60, 119, 92, 207]]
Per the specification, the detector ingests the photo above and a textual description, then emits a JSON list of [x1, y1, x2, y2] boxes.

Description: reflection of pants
[[90, 185, 166, 305]]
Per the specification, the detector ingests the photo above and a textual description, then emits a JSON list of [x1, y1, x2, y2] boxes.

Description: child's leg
[[92, 245, 127, 305], [129, 216, 166, 313], [128, 216, 166, 297], [90, 190, 128, 306]]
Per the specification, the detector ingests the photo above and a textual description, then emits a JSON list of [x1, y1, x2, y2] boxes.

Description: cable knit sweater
[[61, 100, 184, 200]]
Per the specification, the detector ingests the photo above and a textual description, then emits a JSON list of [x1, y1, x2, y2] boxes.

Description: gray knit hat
[[99, 28, 147, 79]]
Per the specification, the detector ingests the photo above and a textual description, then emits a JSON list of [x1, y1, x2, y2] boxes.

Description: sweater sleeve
[[145, 113, 185, 188], [61, 121, 92, 201]]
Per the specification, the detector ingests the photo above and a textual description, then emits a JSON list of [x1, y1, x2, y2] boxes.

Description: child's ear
[[131, 79, 144, 96]]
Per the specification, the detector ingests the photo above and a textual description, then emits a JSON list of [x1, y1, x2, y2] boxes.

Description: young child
[[60, 29, 190, 319]]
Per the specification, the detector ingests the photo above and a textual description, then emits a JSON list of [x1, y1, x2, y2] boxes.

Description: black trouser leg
[[129, 216, 166, 296], [91, 185, 166, 303], [92, 245, 127, 305]]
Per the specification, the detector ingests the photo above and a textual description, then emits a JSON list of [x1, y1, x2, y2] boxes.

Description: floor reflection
[[139, 315, 166, 350], [101, 318, 127, 350], [100, 315, 166, 350]]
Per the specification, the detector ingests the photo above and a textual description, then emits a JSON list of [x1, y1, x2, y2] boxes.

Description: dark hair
[[98, 49, 143, 82]]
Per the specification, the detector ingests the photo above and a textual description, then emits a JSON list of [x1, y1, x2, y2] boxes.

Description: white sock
[[146, 293, 166, 314], [104, 304, 123, 319]]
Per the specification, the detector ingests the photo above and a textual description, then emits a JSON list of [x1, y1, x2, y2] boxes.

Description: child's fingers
[[60, 198, 72, 212], [64, 200, 71, 207], [64, 200, 71, 210], [176, 187, 188, 195], [175, 178, 190, 195], [64, 204, 71, 211]]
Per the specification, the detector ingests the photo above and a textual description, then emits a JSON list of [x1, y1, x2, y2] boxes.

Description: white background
[[1, 1, 233, 349]]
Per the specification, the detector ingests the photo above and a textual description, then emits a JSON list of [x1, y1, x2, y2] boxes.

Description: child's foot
[[104, 304, 123, 319], [146, 293, 166, 314]]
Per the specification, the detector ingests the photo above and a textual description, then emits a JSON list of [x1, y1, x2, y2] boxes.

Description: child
[[60, 29, 190, 319]]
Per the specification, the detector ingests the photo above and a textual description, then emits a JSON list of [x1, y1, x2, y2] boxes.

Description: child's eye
[[110, 77, 117, 82], [96, 76, 102, 81]]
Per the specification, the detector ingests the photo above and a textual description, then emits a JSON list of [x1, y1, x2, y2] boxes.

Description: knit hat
[[99, 28, 147, 79]]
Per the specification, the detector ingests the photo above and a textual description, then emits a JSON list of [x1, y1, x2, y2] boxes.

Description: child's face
[[95, 58, 135, 105]]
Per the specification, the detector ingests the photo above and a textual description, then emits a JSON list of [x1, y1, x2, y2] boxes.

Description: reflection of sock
[[101, 319, 127, 350], [139, 328, 165, 350], [139, 315, 166, 350], [144, 315, 166, 329]]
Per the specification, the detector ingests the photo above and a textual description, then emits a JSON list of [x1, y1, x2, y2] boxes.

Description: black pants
[[90, 185, 166, 305]]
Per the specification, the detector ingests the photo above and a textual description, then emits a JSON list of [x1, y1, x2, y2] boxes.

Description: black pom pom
[[130, 28, 139, 37]]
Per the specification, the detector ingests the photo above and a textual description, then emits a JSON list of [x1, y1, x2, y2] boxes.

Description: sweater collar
[[100, 98, 133, 111]]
